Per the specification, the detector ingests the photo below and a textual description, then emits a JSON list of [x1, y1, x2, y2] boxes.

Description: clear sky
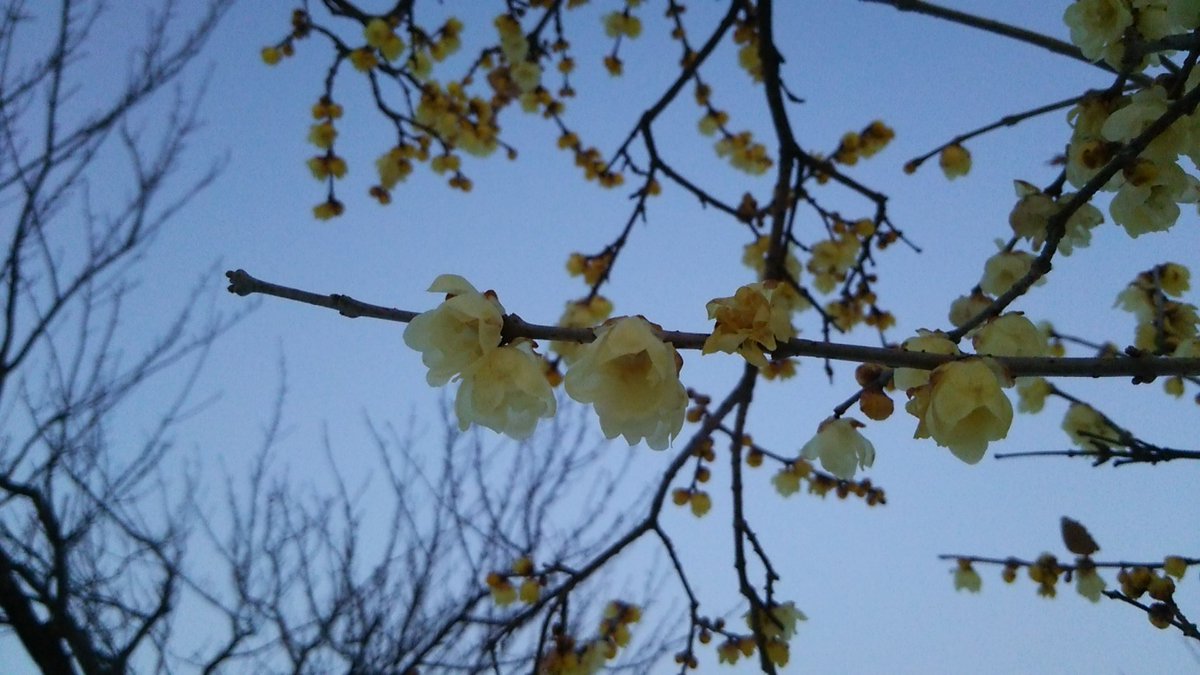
[[3, 1, 1199, 673]]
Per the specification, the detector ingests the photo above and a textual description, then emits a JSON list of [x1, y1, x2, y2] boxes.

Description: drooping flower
[[799, 417, 875, 480], [455, 340, 556, 439], [939, 143, 971, 179], [1062, 403, 1119, 450], [1076, 564, 1107, 603], [910, 358, 1014, 464], [894, 330, 961, 391], [1017, 377, 1052, 413], [954, 559, 983, 593], [403, 275, 505, 386], [564, 316, 687, 450]]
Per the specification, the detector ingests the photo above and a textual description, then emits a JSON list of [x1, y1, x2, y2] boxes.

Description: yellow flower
[[939, 143, 971, 179], [350, 47, 378, 72], [980, 251, 1035, 297], [1017, 377, 1052, 413], [376, 146, 414, 189], [799, 417, 875, 480], [916, 358, 1013, 464], [1064, 0, 1132, 63], [552, 296, 613, 364], [689, 490, 712, 517], [1163, 556, 1188, 580], [1110, 161, 1189, 238], [1062, 403, 1118, 450], [403, 275, 505, 386], [307, 122, 337, 149], [806, 235, 860, 294], [490, 580, 517, 606], [1076, 566, 1106, 603], [741, 235, 803, 285], [518, 578, 541, 604], [948, 292, 992, 329], [744, 601, 805, 641], [312, 198, 344, 220], [893, 329, 960, 391], [261, 46, 282, 65], [510, 61, 542, 93], [973, 313, 1047, 357], [563, 317, 686, 450], [954, 559, 982, 593], [703, 282, 796, 369], [455, 340, 556, 440], [364, 18, 405, 61]]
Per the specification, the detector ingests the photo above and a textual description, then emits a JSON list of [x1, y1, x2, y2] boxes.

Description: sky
[[3, 1, 1200, 673]]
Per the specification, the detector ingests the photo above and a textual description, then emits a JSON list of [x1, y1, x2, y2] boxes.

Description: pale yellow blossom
[[403, 275, 505, 386], [455, 340, 556, 439], [799, 417, 875, 480], [564, 317, 686, 450], [913, 358, 1014, 464]]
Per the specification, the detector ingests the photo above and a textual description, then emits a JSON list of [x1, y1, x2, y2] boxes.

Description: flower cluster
[[1064, 0, 1200, 70], [1063, 81, 1200, 237], [404, 275, 555, 439], [1114, 263, 1197, 353], [715, 131, 772, 175], [537, 601, 641, 675], [716, 601, 804, 667], [405, 277, 687, 449], [831, 120, 895, 165], [806, 232, 860, 294]]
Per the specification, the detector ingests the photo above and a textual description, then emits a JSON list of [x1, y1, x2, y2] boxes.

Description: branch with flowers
[[247, 0, 1200, 671], [943, 517, 1199, 641]]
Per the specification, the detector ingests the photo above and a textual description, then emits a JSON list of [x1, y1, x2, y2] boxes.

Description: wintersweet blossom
[[744, 601, 806, 641], [455, 340, 556, 439], [563, 316, 686, 450], [909, 358, 1014, 464], [1062, 403, 1119, 450], [1008, 180, 1103, 254], [806, 234, 860, 294], [954, 560, 982, 593], [799, 417, 875, 480], [403, 275, 505, 386], [980, 250, 1036, 297], [948, 292, 992, 329], [939, 144, 970, 179], [1017, 377, 1052, 413], [1076, 565, 1107, 603], [973, 313, 1048, 358], [893, 329, 961, 391], [1063, 0, 1132, 65], [552, 296, 613, 364], [1109, 161, 1194, 237], [703, 281, 796, 368]]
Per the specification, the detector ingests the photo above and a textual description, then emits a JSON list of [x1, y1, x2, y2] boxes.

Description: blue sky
[[4, 1, 1199, 672]]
